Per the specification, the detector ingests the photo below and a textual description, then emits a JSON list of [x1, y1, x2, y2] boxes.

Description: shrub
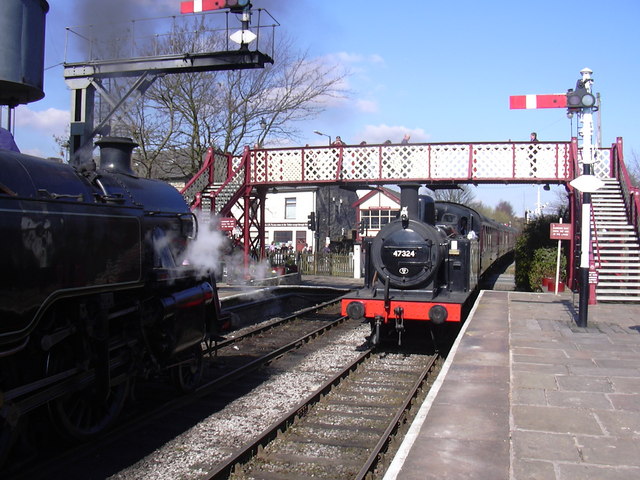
[[515, 214, 569, 291], [528, 247, 567, 291]]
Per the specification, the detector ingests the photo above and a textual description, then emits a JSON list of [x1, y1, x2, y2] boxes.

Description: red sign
[[219, 217, 237, 231], [550, 223, 572, 240]]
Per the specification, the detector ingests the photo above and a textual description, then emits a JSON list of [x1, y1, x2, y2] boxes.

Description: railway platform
[[384, 290, 640, 480]]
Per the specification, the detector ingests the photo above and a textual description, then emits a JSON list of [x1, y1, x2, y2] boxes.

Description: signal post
[[511, 68, 602, 327]]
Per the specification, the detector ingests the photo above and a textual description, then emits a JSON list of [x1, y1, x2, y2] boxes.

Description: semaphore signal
[[509, 93, 567, 109], [180, 0, 251, 14]]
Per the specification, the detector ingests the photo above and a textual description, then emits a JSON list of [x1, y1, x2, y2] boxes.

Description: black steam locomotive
[[0, 138, 223, 459], [341, 184, 517, 346]]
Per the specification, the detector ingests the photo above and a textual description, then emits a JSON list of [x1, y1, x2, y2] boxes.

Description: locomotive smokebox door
[[371, 219, 446, 289]]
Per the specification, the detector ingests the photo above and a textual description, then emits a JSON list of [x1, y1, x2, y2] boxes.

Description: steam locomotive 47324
[[341, 184, 517, 347], [0, 137, 223, 461]]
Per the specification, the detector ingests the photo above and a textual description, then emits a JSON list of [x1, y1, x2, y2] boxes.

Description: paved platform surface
[[384, 290, 640, 480]]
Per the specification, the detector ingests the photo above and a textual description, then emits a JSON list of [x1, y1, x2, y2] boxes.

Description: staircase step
[[596, 295, 640, 302], [597, 287, 640, 293], [599, 269, 640, 274], [599, 277, 640, 282], [597, 263, 640, 268], [597, 282, 640, 287]]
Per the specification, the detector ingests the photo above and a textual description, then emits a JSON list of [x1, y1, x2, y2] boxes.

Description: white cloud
[[358, 124, 431, 144], [356, 99, 378, 113], [328, 52, 385, 67], [15, 105, 69, 139]]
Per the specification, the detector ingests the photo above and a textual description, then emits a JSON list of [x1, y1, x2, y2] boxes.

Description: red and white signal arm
[[180, 0, 249, 13], [219, 217, 237, 231], [509, 94, 567, 109]]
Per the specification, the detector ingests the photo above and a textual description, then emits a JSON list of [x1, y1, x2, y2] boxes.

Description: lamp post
[[257, 117, 267, 147], [313, 130, 331, 145]]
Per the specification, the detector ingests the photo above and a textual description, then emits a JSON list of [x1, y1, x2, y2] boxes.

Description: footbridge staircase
[[180, 137, 640, 303], [590, 139, 640, 302]]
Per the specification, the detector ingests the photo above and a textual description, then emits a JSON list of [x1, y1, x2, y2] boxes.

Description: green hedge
[[515, 215, 568, 291]]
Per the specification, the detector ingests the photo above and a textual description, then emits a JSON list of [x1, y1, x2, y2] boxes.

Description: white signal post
[[511, 68, 601, 327], [571, 68, 599, 328]]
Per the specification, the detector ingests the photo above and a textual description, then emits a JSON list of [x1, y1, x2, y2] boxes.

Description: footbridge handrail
[[180, 148, 232, 208], [610, 137, 640, 238], [248, 140, 576, 186]]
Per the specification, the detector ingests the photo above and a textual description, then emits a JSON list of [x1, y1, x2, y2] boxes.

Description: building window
[[361, 208, 399, 229], [284, 197, 296, 219], [273, 231, 293, 244]]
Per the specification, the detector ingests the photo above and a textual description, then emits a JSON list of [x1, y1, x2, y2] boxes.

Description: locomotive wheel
[[45, 341, 128, 441], [171, 345, 203, 393]]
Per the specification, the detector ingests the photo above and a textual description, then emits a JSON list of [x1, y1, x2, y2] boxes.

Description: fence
[[268, 252, 354, 277]]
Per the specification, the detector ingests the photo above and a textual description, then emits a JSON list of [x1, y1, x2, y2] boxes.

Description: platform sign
[[219, 217, 237, 231], [550, 223, 572, 240]]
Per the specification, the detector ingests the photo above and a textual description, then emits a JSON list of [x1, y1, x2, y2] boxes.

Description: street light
[[313, 130, 331, 145]]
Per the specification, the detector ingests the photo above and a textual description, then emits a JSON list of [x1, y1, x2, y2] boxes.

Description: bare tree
[[492, 200, 516, 224], [117, 21, 348, 179], [434, 184, 476, 204], [627, 149, 640, 187]]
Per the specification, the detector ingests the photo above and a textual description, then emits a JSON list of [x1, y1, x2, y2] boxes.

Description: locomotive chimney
[[400, 183, 420, 219], [95, 136, 138, 175]]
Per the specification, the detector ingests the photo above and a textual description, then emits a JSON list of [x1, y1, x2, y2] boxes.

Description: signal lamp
[[566, 80, 596, 109]]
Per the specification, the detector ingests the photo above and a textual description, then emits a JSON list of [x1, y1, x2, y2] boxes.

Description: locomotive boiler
[[341, 184, 517, 347], [0, 137, 223, 461]]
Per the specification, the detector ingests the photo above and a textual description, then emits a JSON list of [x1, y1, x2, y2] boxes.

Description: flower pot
[[547, 281, 565, 293]]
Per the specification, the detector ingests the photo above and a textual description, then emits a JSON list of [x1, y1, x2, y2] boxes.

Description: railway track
[[209, 351, 440, 480], [3, 299, 363, 479]]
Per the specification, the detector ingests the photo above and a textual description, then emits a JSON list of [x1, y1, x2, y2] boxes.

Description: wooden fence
[[268, 252, 354, 277]]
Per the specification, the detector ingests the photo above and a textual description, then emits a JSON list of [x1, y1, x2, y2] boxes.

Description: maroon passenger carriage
[[341, 184, 517, 347]]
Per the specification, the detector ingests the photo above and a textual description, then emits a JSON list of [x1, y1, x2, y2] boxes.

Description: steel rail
[[205, 349, 372, 480], [210, 297, 343, 351], [4, 307, 348, 479], [354, 354, 439, 480], [195, 314, 349, 396]]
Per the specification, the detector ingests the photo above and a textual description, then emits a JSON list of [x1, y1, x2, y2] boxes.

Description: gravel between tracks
[[110, 323, 370, 480]]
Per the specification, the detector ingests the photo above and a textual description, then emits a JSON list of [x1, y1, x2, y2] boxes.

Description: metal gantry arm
[[89, 72, 161, 138]]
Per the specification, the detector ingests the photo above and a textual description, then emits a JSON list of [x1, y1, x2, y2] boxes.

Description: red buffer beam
[[510, 94, 567, 109]]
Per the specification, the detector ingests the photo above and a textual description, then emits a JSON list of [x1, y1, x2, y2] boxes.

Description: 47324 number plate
[[392, 249, 417, 257]]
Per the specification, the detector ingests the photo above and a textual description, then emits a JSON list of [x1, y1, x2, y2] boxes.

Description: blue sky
[[8, 0, 640, 215]]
